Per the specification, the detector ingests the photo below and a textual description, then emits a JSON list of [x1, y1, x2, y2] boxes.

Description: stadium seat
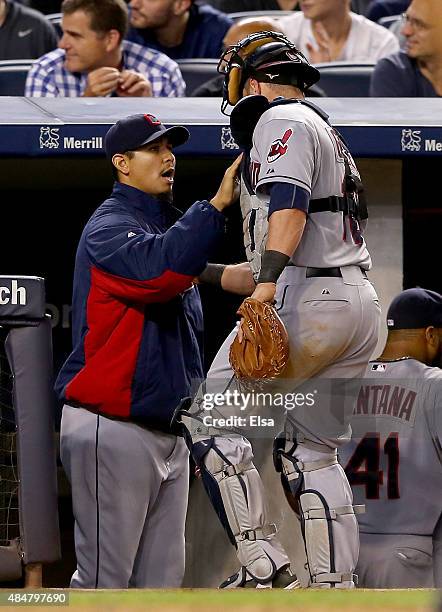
[[0, 60, 34, 96], [176, 59, 219, 96], [351, 0, 372, 15], [314, 62, 375, 97], [378, 14, 402, 29], [378, 14, 404, 44], [227, 10, 292, 21], [45, 12, 62, 36]]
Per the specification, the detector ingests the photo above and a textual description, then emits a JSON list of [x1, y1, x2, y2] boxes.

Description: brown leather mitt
[[229, 298, 290, 380]]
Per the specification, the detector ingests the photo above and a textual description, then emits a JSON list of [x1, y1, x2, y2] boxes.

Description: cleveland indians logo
[[267, 128, 293, 163], [401, 129, 421, 152], [39, 127, 60, 149], [144, 113, 161, 125]]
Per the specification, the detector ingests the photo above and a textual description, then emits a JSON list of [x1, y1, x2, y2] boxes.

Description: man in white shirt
[[279, 0, 399, 63]]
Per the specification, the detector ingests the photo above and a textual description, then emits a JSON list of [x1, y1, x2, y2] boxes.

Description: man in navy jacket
[[56, 113, 242, 588], [370, 0, 442, 96], [127, 0, 233, 59]]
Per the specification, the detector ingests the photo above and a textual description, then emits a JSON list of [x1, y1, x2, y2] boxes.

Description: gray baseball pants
[[190, 265, 380, 586], [357, 533, 434, 588], [60, 404, 189, 588]]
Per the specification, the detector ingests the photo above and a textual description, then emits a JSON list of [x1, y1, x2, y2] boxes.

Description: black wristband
[[257, 250, 290, 284], [199, 263, 226, 286]]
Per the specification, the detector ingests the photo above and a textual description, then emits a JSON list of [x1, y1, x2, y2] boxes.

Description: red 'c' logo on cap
[[144, 114, 161, 125]]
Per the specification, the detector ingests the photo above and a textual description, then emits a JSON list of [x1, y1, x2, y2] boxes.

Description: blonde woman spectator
[[279, 0, 399, 62]]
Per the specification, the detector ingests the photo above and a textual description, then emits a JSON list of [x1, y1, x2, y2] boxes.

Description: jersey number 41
[[344, 432, 400, 500]]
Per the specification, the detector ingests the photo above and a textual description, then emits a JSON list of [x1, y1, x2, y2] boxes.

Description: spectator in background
[[366, 0, 410, 22], [26, 0, 185, 96], [0, 0, 59, 59], [127, 0, 233, 59], [370, 0, 442, 96], [193, 17, 282, 96], [279, 0, 399, 63], [204, 0, 298, 12], [193, 18, 325, 96]]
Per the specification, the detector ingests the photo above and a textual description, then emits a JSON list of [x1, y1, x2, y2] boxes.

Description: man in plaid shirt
[[25, 0, 185, 97]]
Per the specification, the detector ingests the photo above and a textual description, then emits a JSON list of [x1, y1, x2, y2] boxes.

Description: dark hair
[[62, 0, 128, 40], [111, 150, 134, 181]]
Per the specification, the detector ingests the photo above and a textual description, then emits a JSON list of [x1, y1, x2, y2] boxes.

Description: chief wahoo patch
[[267, 128, 293, 163]]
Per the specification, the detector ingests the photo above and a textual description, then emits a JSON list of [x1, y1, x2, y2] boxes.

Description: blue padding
[[192, 438, 236, 547], [3, 98, 442, 157], [268, 182, 310, 218]]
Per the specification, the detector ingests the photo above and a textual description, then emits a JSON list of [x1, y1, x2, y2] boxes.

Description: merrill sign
[[39, 127, 103, 150], [64, 136, 103, 149], [425, 139, 442, 152], [401, 129, 442, 152]]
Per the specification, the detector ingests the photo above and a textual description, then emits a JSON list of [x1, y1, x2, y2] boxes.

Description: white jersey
[[241, 100, 371, 273], [339, 358, 442, 536], [279, 11, 399, 63]]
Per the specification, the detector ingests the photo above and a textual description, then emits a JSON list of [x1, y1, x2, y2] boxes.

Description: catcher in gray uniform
[[339, 288, 442, 588], [182, 31, 380, 589]]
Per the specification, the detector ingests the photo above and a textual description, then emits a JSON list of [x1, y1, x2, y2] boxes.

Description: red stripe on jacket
[[65, 265, 194, 417]]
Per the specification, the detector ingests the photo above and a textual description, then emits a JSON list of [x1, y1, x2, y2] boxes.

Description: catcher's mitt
[[229, 298, 289, 380]]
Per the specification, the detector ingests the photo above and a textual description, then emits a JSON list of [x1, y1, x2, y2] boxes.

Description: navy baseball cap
[[387, 288, 442, 330], [104, 113, 189, 159]]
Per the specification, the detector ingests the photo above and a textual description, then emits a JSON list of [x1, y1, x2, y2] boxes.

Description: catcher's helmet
[[218, 31, 320, 114]]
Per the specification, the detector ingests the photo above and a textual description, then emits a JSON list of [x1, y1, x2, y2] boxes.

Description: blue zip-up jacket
[[55, 182, 225, 432]]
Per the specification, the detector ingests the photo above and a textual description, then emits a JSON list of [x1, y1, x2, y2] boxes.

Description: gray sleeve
[[429, 380, 442, 450], [428, 377, 442, 587], [433, 513, 442, 587], [255, 118, 316, 195]]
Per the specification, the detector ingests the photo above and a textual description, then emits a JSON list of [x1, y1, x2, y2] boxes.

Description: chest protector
[[233, 97, 368, 280], [240, 160, 269, 281]]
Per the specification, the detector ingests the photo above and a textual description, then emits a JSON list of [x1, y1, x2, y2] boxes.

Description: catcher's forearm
[[257, 208, 306, 284], [266, 208, 306, 256]]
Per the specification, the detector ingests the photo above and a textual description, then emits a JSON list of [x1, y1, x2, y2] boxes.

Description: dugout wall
[[0, 276, 60, 585]]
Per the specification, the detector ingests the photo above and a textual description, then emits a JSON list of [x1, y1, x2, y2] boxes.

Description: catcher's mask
[[218, 30, 320, 114]]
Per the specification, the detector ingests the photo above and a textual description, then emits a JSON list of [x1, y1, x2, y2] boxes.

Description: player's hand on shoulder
[[210, 154, 242, 212], [83, 67, 120, 97], [117, 70, 153, 97]]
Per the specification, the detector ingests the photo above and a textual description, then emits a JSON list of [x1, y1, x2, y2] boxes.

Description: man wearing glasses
[[370, 0, 442, 96]]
